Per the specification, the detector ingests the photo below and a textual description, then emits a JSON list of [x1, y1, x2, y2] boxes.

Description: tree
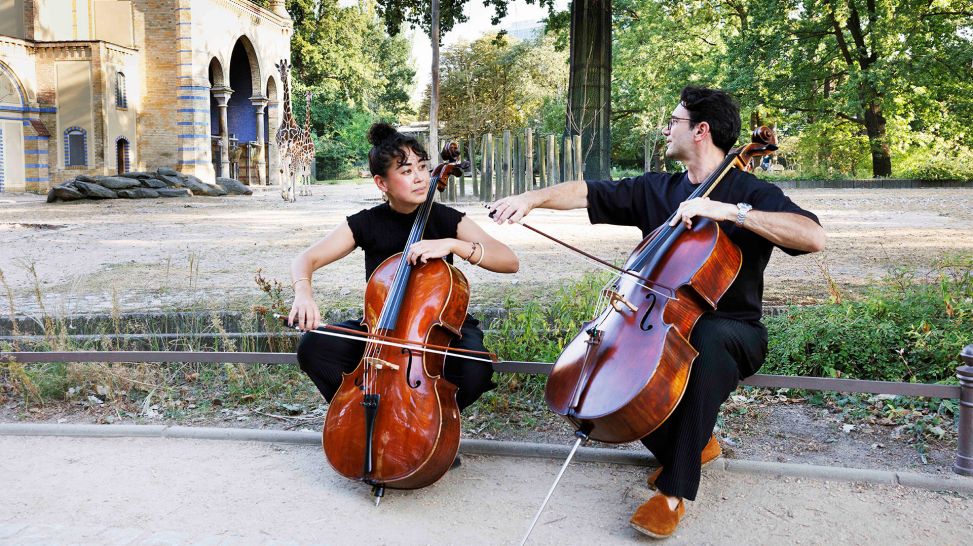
[[732, 0, 973, 177], [426, 34, 568, 139]]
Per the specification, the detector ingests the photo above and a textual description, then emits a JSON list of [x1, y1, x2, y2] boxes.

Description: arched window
[[116, 72, 127, 109], [116, 137, 130, 174], [64, 127, 87, 167]]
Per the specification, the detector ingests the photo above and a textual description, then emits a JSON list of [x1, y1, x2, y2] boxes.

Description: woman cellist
[[491, 87, 824, 539], [288, 122, 519, 464]]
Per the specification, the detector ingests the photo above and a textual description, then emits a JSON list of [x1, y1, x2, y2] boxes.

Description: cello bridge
[[602, 288, 638, 313], [363, 357, 399, 371]]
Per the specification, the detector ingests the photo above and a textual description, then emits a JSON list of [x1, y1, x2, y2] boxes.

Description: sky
[[407, 0, 570, 104]]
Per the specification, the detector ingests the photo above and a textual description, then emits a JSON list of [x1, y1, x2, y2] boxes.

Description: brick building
[[0, 0, 292, 193]]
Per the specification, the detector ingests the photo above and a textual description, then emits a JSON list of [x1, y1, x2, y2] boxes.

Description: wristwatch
[[735, 202, 752, 227]]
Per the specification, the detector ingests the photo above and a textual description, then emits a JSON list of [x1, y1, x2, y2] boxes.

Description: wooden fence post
[[458, 140, 465, 198], [502, 130, 511, 198], [525, 129, 534, 190], [538, 135, 547, 188], [573, 134, 583, 181], [548, 134, 558, 185], [561, 135, 574, 182], [481, 133, 493, 202], [467, 135, 480, 198]]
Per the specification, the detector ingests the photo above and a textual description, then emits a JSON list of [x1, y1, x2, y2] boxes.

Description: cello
[[320, 147, 471, 504], [520, 127, 778, 542]]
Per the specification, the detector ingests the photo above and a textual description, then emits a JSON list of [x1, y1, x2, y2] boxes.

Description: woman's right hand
[[288, 294, 321, 331]]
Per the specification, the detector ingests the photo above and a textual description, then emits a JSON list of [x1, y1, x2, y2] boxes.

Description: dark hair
[[367, 122, 430, 176], [679, 87, 741, 154]]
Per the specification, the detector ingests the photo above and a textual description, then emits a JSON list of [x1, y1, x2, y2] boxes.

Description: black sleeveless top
[[346, 202, 466, 280]]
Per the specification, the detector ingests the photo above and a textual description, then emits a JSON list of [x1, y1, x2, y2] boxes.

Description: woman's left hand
[[407, 238, 460, 265]]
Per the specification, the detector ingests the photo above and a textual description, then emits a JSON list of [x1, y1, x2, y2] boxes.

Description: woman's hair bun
[[367, 122, 397, 146]]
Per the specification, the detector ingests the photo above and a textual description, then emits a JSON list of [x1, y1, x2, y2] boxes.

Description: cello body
[[546, 218, 741, 443], [545, 128, 779, 444], [322, 157, 469, 492]]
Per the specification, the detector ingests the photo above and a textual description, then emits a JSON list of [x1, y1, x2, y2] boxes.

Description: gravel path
[[2, 435, 971, 545], [2, 184, 971, 317]]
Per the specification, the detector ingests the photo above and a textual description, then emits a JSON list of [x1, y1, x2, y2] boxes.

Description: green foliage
[[602, 0, 973, 179], [764, 255, 973, 383], [281, 1, 417, 179], [483, 271, 611, 399], [373, 0, 557, 36], [486, 272, 611, 363], [426, 33, 568, 138]]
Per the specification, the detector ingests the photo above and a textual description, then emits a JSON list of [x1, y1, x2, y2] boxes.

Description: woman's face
[[374, 148, 430, 210]]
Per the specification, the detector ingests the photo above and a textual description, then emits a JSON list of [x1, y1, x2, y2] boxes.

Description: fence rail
[[3, 349, 971, 477]]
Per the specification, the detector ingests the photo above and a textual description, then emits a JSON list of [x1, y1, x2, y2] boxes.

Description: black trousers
[[640, 314, 768, 501], [296, 317, 497, 411]]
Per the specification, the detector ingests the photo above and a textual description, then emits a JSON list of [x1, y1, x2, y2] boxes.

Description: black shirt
[[586, 170, 820, 321], [346, 202, 466, 280]]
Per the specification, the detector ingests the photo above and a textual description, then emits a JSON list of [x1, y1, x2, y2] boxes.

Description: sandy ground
[[1, 435, 971, 545], [2, 184, 972, 317]]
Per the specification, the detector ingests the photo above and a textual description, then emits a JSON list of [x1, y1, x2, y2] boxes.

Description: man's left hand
[[669, 197, 736, 229]]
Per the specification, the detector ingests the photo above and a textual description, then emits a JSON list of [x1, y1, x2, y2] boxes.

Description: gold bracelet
[[292, 277, 310, 288], [472, 242, 486, 267]]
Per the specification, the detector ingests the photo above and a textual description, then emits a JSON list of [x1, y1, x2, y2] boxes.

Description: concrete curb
[[3, 423, 972, 495]]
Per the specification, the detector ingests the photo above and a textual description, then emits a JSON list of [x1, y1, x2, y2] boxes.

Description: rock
[[75, 174, 99, 183], [47, 183, 84, 202], [117, 188, 160, 198], [73, 180, 117, 199], [139, 177, 169, 189], [156, 188, 193, 198], [93, 176, 141, 189], [182, 175, 227, 196], [155, 173, 185, 188], [215, 177, 252, 195], [119, 172, 157, 181], [157, 167, 180, 177]]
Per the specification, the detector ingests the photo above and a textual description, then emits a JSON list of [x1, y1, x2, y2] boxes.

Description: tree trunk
[[429, 0, 440, 158], [566, 0, 611, 181], [863, 97, 891, 177]]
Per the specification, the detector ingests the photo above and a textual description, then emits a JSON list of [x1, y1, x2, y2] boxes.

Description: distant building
[[0, 0, 292, 193]]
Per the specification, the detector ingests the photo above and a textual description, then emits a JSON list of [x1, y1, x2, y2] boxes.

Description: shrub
[[764, 255, 972, 382]]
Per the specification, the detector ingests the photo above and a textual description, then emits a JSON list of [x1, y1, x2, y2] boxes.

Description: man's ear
[[693, 121, 711, 142]]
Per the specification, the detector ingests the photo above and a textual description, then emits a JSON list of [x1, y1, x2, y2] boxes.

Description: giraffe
[[275, 59, 301, 202], [293, 91, 315, 197]]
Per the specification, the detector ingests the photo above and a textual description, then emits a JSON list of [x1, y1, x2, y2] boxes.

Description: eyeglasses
[[666, 116, 692, 130]]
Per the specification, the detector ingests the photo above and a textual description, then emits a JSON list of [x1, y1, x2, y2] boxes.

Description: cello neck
[[374, 173, 442, 332]]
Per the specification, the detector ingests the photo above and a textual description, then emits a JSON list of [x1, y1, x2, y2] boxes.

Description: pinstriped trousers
[[640, 314, 768, 501]]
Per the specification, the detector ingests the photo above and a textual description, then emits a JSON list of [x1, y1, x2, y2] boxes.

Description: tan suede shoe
[[630, 493, 686, 539], [646, 434, 722, 490]]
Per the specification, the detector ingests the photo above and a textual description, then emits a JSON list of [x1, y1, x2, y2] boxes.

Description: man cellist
[[490, 86, 825, 538]]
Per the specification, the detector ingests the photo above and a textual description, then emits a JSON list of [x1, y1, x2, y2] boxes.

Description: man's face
[[663, 104, 694, 161]]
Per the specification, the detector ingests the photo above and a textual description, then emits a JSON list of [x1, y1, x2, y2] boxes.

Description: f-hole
[[639, 293, 657, 332], [401, 347, 421, 388]]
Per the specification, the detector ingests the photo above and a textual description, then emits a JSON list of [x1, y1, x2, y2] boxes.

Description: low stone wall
[[46, 169, 253, 203]]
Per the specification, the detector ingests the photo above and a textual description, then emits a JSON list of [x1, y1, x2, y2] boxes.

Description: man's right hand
[[489, 192, 535, 224], [288, 295, 321, 331]]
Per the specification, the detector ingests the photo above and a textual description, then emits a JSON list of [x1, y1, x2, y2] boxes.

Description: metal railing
[[3, 346, 972, 476]]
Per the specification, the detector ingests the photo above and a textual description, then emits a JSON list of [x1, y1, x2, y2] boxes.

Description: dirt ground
[[2, 183, 971, 481], [2, 183, 972, 316], [2, 435, 971, 545]]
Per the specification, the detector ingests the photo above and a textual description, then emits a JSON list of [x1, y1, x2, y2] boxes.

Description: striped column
[[174, 1, 214, 180], [24, 132, 51, 191]]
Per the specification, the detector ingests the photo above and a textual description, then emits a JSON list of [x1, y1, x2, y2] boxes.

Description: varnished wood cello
[[520, 128, 778, 543], [320, 147, 473, 504]]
